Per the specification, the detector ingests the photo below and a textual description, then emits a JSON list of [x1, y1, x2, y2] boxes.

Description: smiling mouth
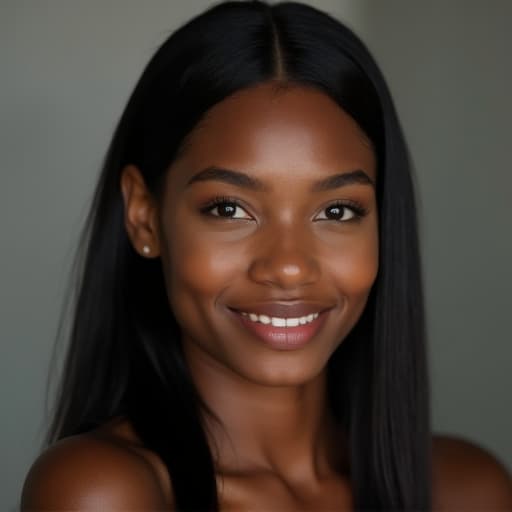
[[239, 311, 320, 327], [230, 307, 330, 350]]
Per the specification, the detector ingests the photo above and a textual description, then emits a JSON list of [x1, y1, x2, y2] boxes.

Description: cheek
[[323, 228, 378, 342], [161, 221, 246, 312], [325, 227, 379, 299]]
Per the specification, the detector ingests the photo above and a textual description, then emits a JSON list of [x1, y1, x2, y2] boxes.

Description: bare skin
[[21, 419, 512, 510], [21, 84, 512, 510]]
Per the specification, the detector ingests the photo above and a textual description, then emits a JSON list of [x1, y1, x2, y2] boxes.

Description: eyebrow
[[186, 166, 375, 191], [311, 169, 375, 191]]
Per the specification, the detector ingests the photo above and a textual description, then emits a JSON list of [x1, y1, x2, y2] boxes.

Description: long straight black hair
[[46, 1, 431, 510]]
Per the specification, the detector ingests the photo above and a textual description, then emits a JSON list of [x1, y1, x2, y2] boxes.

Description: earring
[[142, 245, 150, 255]]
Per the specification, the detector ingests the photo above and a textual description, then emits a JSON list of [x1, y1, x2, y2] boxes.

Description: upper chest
[[216, 471, 354, 511]]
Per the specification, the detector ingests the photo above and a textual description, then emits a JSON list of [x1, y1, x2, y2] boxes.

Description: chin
[[229, 353, 330, 388]]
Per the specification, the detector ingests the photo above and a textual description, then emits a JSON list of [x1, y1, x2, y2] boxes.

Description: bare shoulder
[[432, 434, 512, 511], [21, 422, 173, 511]]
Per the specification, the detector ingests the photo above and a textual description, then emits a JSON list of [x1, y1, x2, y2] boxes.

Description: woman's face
[[156, 83, 378, 386]]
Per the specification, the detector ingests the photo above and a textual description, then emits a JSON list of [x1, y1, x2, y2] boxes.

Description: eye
[[314, 202, 366, 222], [201, 197, 253, 220]]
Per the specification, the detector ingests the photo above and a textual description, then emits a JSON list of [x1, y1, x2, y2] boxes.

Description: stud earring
[[142, 245, 150, 255]]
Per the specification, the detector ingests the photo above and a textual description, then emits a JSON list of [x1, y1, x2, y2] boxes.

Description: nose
[[248, 226, 321, 290]]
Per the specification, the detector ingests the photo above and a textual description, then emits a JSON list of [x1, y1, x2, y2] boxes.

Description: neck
[[184, 344, 345, 481]]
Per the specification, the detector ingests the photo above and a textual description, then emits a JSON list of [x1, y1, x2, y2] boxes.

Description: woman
[[21, 1, 512, 510]]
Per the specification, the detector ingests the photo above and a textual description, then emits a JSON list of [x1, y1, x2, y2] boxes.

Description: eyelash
[[317, 200, 368, 222], [200, 195, 253, 219], [199, 196, 368, 222]]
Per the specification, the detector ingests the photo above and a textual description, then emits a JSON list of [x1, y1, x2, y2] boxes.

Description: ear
[[120, 165, 161, 258]]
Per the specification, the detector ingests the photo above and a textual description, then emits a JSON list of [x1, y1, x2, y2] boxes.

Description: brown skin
[[21, 84, 512, 510]]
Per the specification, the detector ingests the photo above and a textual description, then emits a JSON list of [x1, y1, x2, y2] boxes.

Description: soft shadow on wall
[[360, 0, 512, 471]]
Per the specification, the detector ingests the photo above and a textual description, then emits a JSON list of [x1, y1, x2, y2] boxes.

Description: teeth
[[240, 311, 319, 327], [259, 315, 271, 325], [271, 317, 286, 327]]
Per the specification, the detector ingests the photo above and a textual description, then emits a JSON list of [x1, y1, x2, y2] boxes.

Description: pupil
[[326, 206, 343, 219], [219, 203, 236, 216]]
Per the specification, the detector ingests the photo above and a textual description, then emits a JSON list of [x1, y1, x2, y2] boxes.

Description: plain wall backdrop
[[1, 1, 510, 510]]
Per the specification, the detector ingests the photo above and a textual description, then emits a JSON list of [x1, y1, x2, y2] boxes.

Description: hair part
[[46, 2, 431, 510]]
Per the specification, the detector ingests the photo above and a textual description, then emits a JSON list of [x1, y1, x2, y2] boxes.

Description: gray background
[[1, 1, 510, 509]]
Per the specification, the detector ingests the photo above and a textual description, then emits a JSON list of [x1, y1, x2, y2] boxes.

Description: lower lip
[[231, 310, 330, 351]]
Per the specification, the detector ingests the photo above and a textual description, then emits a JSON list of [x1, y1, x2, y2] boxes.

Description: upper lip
[[229, 302, 332, 318]]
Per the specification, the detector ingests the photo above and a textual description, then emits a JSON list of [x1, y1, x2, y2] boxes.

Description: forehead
[[170, 83, 376, 184]]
